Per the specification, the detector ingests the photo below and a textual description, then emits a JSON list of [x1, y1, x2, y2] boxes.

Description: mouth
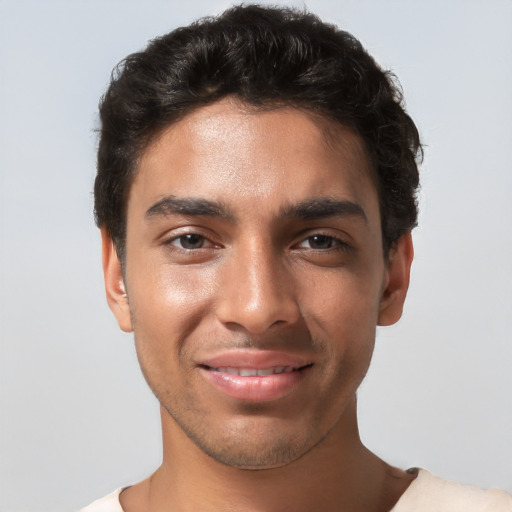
[[206, 365, 304, 376], [198, 352, 313, 402]]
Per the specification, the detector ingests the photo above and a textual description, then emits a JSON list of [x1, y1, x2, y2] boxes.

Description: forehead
[[130, 98, 378, 220]]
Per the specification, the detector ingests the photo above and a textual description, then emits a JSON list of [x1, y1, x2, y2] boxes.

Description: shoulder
[[79, 488, 124, 512], [392, 469, 512, 512]]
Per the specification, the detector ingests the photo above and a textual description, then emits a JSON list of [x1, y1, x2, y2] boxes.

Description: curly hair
[[95, 4, 421, 260]]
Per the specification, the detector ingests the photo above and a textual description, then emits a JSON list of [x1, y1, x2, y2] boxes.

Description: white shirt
[[80, 469, 512, 511]]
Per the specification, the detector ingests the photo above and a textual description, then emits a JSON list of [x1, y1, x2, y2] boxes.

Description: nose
[[215, 243, 300, 334]]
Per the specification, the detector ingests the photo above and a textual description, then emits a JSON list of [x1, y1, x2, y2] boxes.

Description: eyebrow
[[145, 195, 367, 224], [280, 198, 367, 223], [145, 196, 233, 221]]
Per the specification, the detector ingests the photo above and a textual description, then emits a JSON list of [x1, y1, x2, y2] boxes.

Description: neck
[[121, 397, 413, 512]]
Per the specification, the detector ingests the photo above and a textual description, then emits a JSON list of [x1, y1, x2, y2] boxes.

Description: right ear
[[100, 228, 133, 333]]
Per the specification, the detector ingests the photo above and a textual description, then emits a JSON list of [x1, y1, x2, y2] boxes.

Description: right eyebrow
[[145, 196, 234, 221]]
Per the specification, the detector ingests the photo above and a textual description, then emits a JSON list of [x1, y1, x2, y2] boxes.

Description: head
[[94, 4, 421, 264], [96, 4, 420, 470]]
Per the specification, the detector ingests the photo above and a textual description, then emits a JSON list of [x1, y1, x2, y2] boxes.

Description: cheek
[[127, 261, 217, 351], [127, 263, 219, 401], [298, 269, 381, 379], [300, 267, 383, 333]]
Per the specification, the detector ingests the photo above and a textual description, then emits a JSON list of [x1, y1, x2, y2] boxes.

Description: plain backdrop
[[1, 1, 511, 510]]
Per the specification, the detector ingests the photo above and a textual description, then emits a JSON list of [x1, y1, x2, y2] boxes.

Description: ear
[[377, 232, 414, 326], [100, 228, 133, 333]]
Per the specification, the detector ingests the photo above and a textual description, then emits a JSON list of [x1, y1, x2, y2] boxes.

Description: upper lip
[[198, 350, 312, 370]]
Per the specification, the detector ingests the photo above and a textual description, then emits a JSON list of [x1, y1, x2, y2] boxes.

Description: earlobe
[[100, 228, 133, 333], [377, 233, 414, 326]]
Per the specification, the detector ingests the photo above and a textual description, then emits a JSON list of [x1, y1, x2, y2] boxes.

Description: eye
[[170, 233, 209, 250], [298, 234, 344, 250]]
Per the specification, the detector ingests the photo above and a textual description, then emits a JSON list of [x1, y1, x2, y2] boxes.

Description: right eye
[[169, 233, 210, 250]]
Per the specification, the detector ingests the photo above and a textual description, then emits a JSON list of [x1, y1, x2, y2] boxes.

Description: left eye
[[170, 234, 209, 250], [298, 235, 341, 250]]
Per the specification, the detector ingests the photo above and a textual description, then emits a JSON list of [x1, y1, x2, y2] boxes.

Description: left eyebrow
[[145, 196, 234, 221], [280, 197, 368, 223]]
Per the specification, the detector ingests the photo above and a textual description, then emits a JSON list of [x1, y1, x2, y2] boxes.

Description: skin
[[102, 98, 415, 511]]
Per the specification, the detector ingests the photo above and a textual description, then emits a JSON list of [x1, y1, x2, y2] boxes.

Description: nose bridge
[[215, 237, 299, 333]]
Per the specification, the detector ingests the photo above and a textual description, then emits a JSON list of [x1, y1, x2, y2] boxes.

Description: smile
[[210, 366, 297, 376], [200, 361, 312, 402]]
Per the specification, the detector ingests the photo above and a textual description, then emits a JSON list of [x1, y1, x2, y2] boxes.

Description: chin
[[171, 408, 326, 470], [193, 436, 314, 470]]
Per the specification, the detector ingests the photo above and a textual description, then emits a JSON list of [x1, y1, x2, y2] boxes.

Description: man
[[82, 5, 511, 511]]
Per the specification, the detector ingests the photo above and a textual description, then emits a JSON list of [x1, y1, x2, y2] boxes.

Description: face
[[103, 98, 412, 469]]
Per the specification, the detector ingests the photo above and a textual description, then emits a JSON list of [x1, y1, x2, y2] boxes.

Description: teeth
[[257, 368, 275, 376], [214, 366, 295, 376]]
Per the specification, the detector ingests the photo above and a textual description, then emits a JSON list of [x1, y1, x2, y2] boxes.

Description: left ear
[[377, 232, 414, 326]]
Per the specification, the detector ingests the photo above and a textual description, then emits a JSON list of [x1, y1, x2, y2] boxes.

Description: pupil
[[181, 234, 203, 249]]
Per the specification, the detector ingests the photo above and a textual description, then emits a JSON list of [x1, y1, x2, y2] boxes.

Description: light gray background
[[1, 1, 511, 510]]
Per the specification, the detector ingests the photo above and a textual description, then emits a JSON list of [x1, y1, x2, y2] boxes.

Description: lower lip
[[200, 367, 308, 402]]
